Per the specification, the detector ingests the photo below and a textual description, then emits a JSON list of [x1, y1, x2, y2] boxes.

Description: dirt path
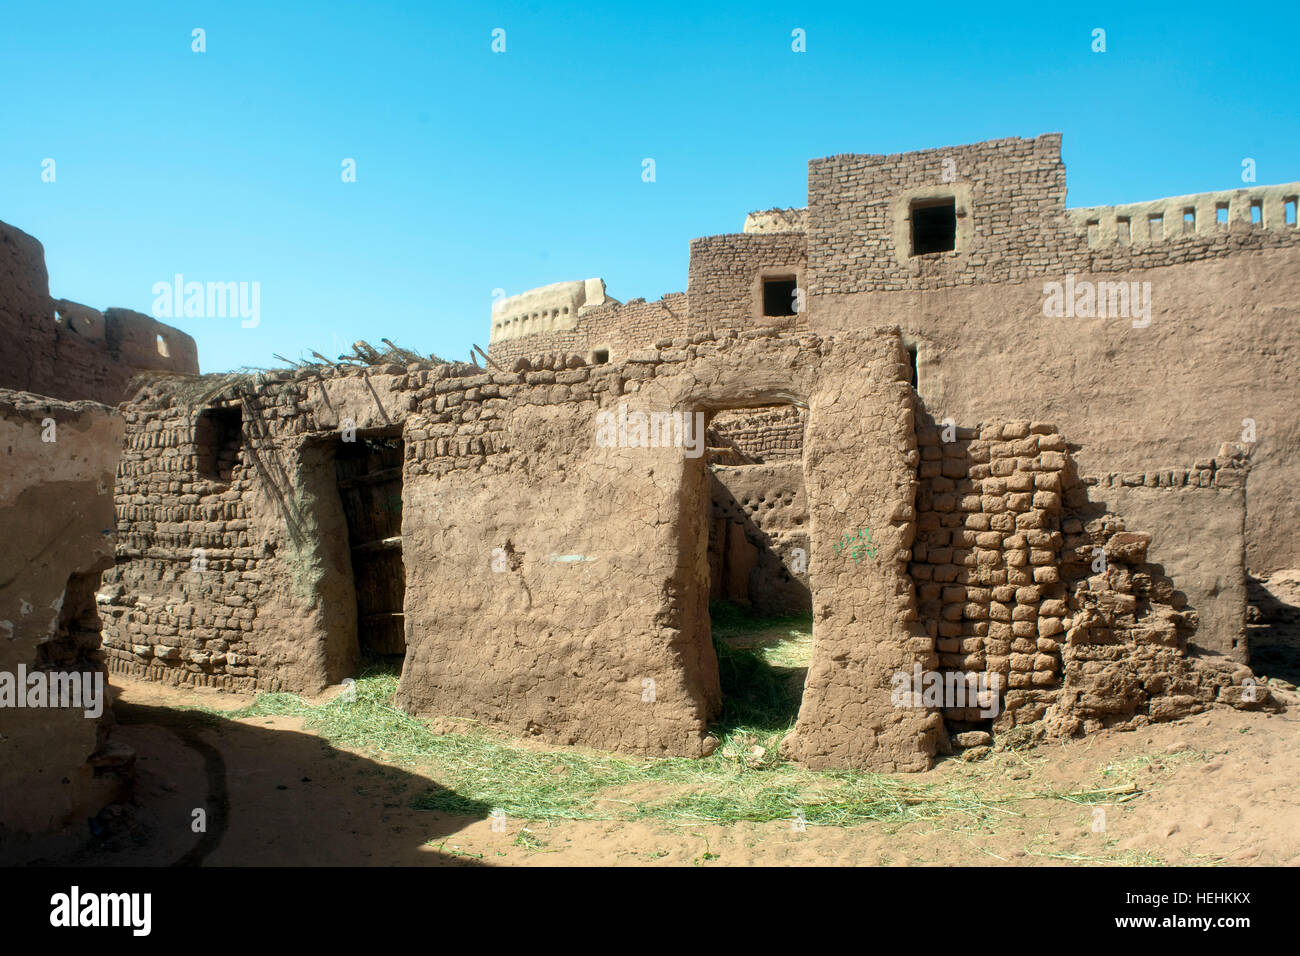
[[49, 676, 1300, 867]]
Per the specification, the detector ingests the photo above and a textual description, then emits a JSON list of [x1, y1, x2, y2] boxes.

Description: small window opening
[[156, 334, 170, 358], [1285, 198, 1296, 226], [1183, 208, 1195, 234], [591, 347, 610, 365], [1086, 220, 1100, 246], [1251, 200, 1263, 225], [1148, 213, 1164, 241], [911, 199, 957, 255], [1116, 217, 1131, 244], [762, 277, 798, 317], [195, 405, 242, 483], [905, 344, 919, 389], [1216, 203, 1230, 225]]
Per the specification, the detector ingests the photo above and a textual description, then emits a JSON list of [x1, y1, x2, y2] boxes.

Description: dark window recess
[[591, 348, 610, 365], [762, 277, 798, 317], [906, 345, 919, 389], [911, 201, 956, 255], [195, 405, 242, 482]]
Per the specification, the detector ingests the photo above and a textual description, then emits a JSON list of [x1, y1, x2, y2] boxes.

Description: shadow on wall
[[708, 473, 811, 616], [1247, 573, 1300, 687]]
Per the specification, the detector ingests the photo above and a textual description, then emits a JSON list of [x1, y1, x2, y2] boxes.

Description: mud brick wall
[[0, 222, 198, 404], [998, 461, 1272, 736], [709, 405, 805, 462], [807, 134, 1300, 295], [910, 419, 1070, 722], [708, 462, 810, 615], [109, 327, 935, 769], [1079, 449, 1249, 661], [100, 378, 364, 695], [806, 137, 1300, 575], [487, 293, 688, 366], [910, 417, 1266, 739], [687, 232, 807, 332], [395, 326, 919, 763], [0, 389, 128, 841], [808, 135, 1076, 294]]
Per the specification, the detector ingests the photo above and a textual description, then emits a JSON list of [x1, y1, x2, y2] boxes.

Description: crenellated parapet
[[1070, 182, 1299, 248], [489, 278, 617, 344]]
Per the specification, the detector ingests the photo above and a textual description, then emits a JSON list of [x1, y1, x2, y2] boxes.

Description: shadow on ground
[[13, 688, 494, 867]]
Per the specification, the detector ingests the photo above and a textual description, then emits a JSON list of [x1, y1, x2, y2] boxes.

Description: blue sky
[[3, 1, 1297, 373]]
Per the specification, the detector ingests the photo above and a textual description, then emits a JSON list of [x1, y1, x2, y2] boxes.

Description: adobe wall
[[0, 389, 129, 843], [487, 293, 689, 367], [705, 406, 810, 614], [707, 461, 810, 614], [489, 278, 613, 343], [910, 415, 1266, 744], [687, 232, 807, 332], [100, 371, 397, 695], [1081, 454, 1249, 662], [803, 136, 1300, 575], [108, 328, 951, 768], [0, 220, 198, 404], [911, 420, 1072, 708], [709, 405, 805, 461], [629, 327, 934, 770]]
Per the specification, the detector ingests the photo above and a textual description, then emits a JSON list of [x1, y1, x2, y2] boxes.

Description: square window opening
[[1216, 203, 1230, 225], [910, 200, 957, 256], [1285, 198, 1297, 226], [762, 277, 799, 317], [1148, 213, 1164, 241], [1117, 217, 1131, 244], [1251, 200, 1263, 224], [590, 347, 610, 365]]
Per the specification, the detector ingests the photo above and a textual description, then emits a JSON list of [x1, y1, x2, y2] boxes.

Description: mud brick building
[[3, 132, 1294, 783], [492, 132, 1300, 666], [100, 324, 1270, 771]]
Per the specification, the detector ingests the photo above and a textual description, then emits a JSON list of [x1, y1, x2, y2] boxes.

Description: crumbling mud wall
[[909, 415, 1272, 749], [1002, 459, 1275, 737], [0, 389, 129, 842], [1079, 450, 1250, 662], [0, 220, 198, 404]]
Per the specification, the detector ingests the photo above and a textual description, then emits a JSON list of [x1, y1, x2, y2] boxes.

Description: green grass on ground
[[169, 608, 1212, 860]]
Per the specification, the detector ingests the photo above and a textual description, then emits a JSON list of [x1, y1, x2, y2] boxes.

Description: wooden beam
[[351, 536, 402, 553]]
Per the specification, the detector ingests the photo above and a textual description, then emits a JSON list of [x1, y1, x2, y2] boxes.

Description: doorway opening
[[702, 403, 811, 754], [334, 431, 406, 674]]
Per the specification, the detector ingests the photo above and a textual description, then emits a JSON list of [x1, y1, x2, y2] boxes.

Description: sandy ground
[[22, 671, 1298, 868]]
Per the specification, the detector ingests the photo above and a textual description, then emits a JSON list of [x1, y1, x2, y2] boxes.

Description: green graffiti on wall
[[832, 527, 877, 563]]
